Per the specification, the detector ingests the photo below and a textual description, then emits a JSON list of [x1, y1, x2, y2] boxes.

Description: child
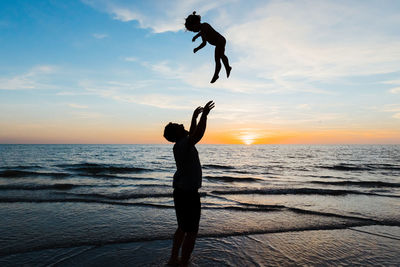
[[185, 12, 232, 83], [164, 101, 215, 267]]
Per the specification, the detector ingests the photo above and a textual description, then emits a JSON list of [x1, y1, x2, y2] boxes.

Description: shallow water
[[0, 144, 399, 264]]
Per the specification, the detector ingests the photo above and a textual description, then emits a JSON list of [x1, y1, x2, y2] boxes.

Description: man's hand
[[193, 106, 203, 119], [202, 101, 215, 116], [192, 36, 197, 42], [193, 47, 199, 53]]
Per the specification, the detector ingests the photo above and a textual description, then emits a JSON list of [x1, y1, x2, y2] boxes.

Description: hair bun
[[193, 11, 196, 15]]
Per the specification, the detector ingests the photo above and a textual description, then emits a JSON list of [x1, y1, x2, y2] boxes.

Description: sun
[[240, 133, 256, 145]]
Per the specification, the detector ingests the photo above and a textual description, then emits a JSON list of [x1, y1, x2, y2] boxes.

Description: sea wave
[[0, 165, 42, 170], [0, 183, 77, 190], [0, 196, 385, 225], [55, 192, 174, 200], [319, 163, 400, 172], [310, 181, 400, 188], [203, 164, 235, 170], [210, 188, 398, 197], [0, 220, 380, 258], [204, 176, 261, 182], [0, 170, 70, 178], [58, 163, 151, 175]]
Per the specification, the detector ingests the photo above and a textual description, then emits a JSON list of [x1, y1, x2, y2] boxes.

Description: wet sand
[[2, 226, 399, 266]]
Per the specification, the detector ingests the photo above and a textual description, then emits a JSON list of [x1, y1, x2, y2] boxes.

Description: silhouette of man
[[164, 101, 215, 266]]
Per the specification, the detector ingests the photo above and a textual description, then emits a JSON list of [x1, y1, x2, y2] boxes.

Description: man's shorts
[[173, 188, 201, 233]]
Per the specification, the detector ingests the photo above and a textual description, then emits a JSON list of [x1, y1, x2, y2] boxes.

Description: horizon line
[[1, 143, 399, 145]]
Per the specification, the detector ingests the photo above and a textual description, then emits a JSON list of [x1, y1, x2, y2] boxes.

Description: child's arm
[[192, 32, 201, 42], [193, 35, 206, 53]]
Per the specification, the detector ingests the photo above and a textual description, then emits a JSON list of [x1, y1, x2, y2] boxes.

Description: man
[[163, 101, 215, 266]]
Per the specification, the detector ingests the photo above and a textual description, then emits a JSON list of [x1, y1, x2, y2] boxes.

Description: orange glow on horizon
[[202, 129, 400, 145], [1, 121, 400, 144]]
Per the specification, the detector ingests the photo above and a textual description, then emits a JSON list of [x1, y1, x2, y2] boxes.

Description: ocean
[[1, 144, 400, 266]]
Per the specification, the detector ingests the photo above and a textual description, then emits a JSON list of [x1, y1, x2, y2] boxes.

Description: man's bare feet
[[179, 259, 189, 267], [226, 66, 232, 78], [210, 75, 219, 83], [167, 258, 179, 266]]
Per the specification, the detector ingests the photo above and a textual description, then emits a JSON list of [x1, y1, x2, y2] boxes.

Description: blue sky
[[1, 0, 400, 144]]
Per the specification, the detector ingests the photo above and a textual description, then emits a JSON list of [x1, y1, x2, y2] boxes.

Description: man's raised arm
[[189, 106, 203, 136], [189, 101, 215, 145]]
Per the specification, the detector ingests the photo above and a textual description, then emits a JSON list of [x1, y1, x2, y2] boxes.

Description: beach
[[1, 144, 399, 266], [2, 222, 400, 266]]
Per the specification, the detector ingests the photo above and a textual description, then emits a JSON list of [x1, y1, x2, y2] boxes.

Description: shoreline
[[1, 225, 400, 266]]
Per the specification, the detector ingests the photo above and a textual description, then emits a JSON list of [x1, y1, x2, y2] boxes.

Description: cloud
[[225, 1, 400, 82], [68, 103, 88, 109], [382, 104, 400, 119], [389, 87, 400, 94], [383, 80, 400, 85], [297, 104, 311, 110], [382, 79, 400, 94], [82, 0, 400, 99], [383, 104, 400, 113], [92, 33, 108, 39], [113, 93, 194, 110], [79, 78, 195, 110], [82, 0, 234, 33], [144, 59, 331, 95], [124, 57, 138, 62], [0, 65, 57, 90]]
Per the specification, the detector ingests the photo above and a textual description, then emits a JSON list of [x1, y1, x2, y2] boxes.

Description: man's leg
[[180, 191, 200, 266], [168, 227, 185, 265], [180, 231, 198, 267]]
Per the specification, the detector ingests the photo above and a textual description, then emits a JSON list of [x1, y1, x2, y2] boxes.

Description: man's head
[[164, 123, 188, 143]]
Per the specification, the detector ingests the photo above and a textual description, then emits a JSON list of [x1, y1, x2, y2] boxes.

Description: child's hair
[[184, 11, 201, 31], [164, 122, 179, 142]]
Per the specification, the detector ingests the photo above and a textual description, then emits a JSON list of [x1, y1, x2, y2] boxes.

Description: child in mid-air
[[185, 11, 232, 83]]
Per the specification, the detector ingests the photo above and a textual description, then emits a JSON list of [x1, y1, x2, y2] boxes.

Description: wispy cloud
[[124, 57, 138, 62], [83, 0, 400, 82], [68, 103, 88, 109], [82, 0, 234, 33], [92, 33, 108, 39], [225, 1, 400, 82], [297, 104, 311, 110], [79, 78, 195, 110], [81, 0, 400, 105], [383, 80, 400, 85], [144, 59, 331, 95], [382, 104, 400, 119], [389, 87, 400, 94], [0, 65, 57, 90]]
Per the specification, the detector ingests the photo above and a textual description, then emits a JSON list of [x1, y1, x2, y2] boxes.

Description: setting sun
[[240, 133, 257, 145]]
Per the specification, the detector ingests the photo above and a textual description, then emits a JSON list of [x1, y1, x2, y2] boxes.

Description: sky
[[0, 0, 400, 144]]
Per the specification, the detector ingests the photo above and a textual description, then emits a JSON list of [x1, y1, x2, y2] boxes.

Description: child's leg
[[211, 46, 222, 83], [221, 54, 231, 78], [218, 39, 231, 78]]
